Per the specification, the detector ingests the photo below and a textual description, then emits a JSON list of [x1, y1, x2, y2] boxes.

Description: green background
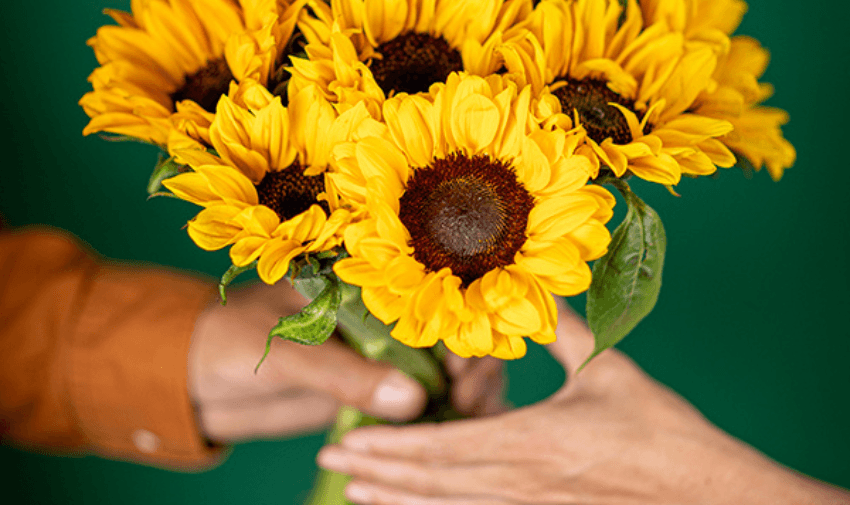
[[1, 0, 848, 501]]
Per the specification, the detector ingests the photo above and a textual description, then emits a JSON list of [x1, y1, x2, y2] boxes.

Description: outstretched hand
[[316, 301, 850, 505], [187, 282, 505, 443]]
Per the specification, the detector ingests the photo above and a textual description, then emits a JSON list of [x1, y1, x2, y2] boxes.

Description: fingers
[[544, 300, 647, 395], [544, 298, 596, 378], [344, 480, 516, 505], [446, 355, 507, 416], [318, 447, 507, 498], [263, 337, 427, 422], [334, 420, 494, 463], [199, 391, 339, 443]]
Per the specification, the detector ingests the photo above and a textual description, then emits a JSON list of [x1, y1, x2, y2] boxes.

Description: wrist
[[697, 435, 849, 505]]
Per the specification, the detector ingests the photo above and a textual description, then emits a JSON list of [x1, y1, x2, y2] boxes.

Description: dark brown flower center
[[256, 162, 328, 221], [370, 32, 463, 96], [399, 153, 534, 286], [170, 58, 234, 113], [553, 77, 638, 145]]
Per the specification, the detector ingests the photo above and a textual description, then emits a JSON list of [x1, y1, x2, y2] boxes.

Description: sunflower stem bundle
[[292, 275, 454, 505], [291, 276, 448, 397]]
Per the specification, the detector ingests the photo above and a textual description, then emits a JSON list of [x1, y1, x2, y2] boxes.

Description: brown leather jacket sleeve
[[0, 227, 225, 470]]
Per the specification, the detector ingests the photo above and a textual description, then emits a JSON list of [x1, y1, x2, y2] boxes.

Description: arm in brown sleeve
[[0, 227, 225, 471]]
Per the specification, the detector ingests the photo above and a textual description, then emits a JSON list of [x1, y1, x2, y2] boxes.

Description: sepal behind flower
[[256, 273, 343, 371]]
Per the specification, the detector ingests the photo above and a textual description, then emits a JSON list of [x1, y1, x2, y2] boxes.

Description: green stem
[[292, 278, 446, 395], [293, 277, 451, 505], [595, 174, 632, 198], [303, 407, 378, 505]]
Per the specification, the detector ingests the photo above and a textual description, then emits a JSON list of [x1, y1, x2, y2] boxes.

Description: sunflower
[[692, 36, 795, 181], [330, 73, 614, 359], [642, 0, 795, 180], [79, 0, 306, 146], [162, 81, 380, 283], [286, 0, 532, 114], [640, 0, 748, 51], [501, 0, 737, 186]]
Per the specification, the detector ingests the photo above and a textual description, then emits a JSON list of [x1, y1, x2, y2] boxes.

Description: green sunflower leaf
[[256, 275, 342, 372], [147, 154, 183, 195], [583, 179, 666, 370], [218, 261, 258, 305]]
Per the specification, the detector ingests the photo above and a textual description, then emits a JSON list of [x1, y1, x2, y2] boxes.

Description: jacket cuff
[[67, 263, 226, 471]]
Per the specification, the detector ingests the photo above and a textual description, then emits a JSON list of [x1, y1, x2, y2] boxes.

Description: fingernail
[[316, 447, 350, 473], [371, 371, 422, 419], [346, 483, 373, 503]]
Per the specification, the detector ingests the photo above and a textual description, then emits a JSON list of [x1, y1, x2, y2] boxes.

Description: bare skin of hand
[[188, 282, 505, 444], [317, 301, 850, 505]]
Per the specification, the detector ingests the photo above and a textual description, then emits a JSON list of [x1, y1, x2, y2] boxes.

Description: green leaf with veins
[[584, 178, 666, 370], [255, 275, 342, 372]]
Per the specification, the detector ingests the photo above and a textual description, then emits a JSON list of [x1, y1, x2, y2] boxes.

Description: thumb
[[545, 298, 596, 378], [281, 338, 428, 422]]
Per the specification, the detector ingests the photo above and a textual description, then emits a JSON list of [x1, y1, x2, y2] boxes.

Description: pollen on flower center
[[256, 162, 328, 221], [399, 153, 534, 286], [369, 32, 463, 96], [553, 77, 637, 145], [170, 58, 234, 113]]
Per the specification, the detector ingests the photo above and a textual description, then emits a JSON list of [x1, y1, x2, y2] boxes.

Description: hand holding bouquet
[[80, 0, 795, 501]]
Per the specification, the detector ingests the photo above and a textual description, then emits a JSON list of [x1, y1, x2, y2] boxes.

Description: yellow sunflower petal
[[232, 204, 280, 236], [527, 195, 598, 242], [450, 93, 500, 154], [383, 94, 436, 168], [363, 0, 408, 46], [335, 257, 385, 287], [362, 285, 406, 322], [490, 332, 527, 359], [518, 237, 582, 279], [230, 236, 271, 266], [628, 153, 681, 185], [385, 255, 427, 294], [355, 136, 409, 197], [444, 311, 494, 358], [187, 204, 245, 250], [162, 171, 220, 206], [257, 239, 305, 283], [194, 165, 259, 205]]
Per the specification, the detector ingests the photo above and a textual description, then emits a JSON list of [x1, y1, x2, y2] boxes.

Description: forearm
[[681, 427, 850, 505], [721, 447, 849, 505], [0, 227, 223, 470]]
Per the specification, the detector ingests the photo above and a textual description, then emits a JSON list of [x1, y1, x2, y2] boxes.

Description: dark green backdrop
[[1, 0, 848, 502]]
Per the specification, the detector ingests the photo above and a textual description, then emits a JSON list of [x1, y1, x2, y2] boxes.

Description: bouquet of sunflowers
[[80, 0, 793, 501]]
